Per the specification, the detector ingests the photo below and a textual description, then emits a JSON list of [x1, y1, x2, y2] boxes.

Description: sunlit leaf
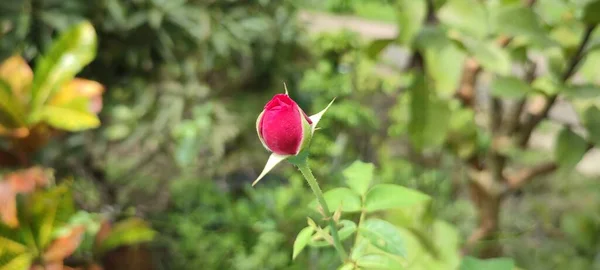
[[309, 187, 361, 213], [40, 105, 100, 132], [396, 0, 426, 45], [50, 78, 104, 114], [365, 184, 430, 213], [438, 0, 488, 39], [490, 75, 532, 99], [292, 226, 314, 260], [0, 55, 33, 98], [0, 253, 33, 270], [29, 21, 97, 117], [356, 253, 405, 270], [343, 160, 375, 196], [360, 218, 407, 257]]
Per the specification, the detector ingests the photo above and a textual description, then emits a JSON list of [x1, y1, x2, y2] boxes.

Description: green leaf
[[396, 0, 427, 45], [292, 226, 314, 260], [0, 253, 32, 270], [537, 0, 570, 26], [365, 184, 431, 213], [40, 105, 100, 131], [490, 75, 532, 99], [494, 4, 552, 47], [563, 84, 600, 99], [338, 263, 354, 270], [29, 183, 75, 250], [98, 218, 156, 254], [366, 39, 395, 59], [309, 188, 361, 213], [582, 0, 600, 25], [555, 127, 588, 170], [338, 220, 358, 241], [0, 80, 25, 127], [408, 75, 452, 151], [343, 160, 375, 196], [356, 254, 405, 270], [438, 0, 488, 39], [460, 256, 515, 270], [464, 39, 512, 76], [531, 75, 561, 96], [584, 106, 600, 146], [29, 21, 97, 117], [495, 4, 542, 35], [359, 218, 407, 257], [424, 43, 466, 97]]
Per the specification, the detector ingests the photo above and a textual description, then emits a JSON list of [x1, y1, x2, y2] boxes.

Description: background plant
[[1, 0, 599, 269]]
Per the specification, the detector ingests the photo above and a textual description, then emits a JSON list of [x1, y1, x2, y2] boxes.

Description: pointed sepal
[[309, 98, 336, 134], [252, 153, 289, 186], [283, 82, 289, 95]]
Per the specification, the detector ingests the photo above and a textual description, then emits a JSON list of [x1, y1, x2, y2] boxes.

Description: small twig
[[518, 24, 597, 147], [505, 162, 558, 190], [507, 61, 537, 135]]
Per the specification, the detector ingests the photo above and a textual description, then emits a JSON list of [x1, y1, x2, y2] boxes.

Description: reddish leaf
[[0, 181, 17, 227], [43, 225, 86, 262], [31, 262, 63, 270], [94, 219, 112, 250], [7, 166, 52, 193]]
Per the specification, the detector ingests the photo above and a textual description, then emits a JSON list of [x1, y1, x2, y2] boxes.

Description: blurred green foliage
[[2, 0, 600, 269]]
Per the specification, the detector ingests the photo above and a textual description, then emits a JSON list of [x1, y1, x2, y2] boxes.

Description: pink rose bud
[[257, 94, 313, 155]]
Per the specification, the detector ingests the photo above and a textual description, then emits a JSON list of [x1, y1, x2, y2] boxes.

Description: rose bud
[[252, 85, 334, 186], [256, 94, 312, 156]]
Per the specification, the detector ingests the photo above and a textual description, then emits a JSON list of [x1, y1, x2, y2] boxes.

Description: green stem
[[297, 160, 349, 262]]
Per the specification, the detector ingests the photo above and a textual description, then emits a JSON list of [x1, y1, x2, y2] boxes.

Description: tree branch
[[518, 24, 597, 147], [505, 162, 558, 190], [468, 169, 508, 197], [507, 61, 537, 135]]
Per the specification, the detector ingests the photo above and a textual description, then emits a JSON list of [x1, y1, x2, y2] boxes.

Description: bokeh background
[[1, 0, 600, 269]]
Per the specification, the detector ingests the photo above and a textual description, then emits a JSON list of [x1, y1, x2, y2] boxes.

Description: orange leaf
[[94, 219, 111, 250], [7, 166, 52, 193], [31, 262, 63, 270], [0, 181, 18, 227], [43, 225, 86, 262], [50, 78, 104, 114], [0, 55, 33, 99], [87, 263, 103, 270]]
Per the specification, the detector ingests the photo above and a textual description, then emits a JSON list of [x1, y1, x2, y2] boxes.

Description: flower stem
[[297, 160, 349, 262]]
